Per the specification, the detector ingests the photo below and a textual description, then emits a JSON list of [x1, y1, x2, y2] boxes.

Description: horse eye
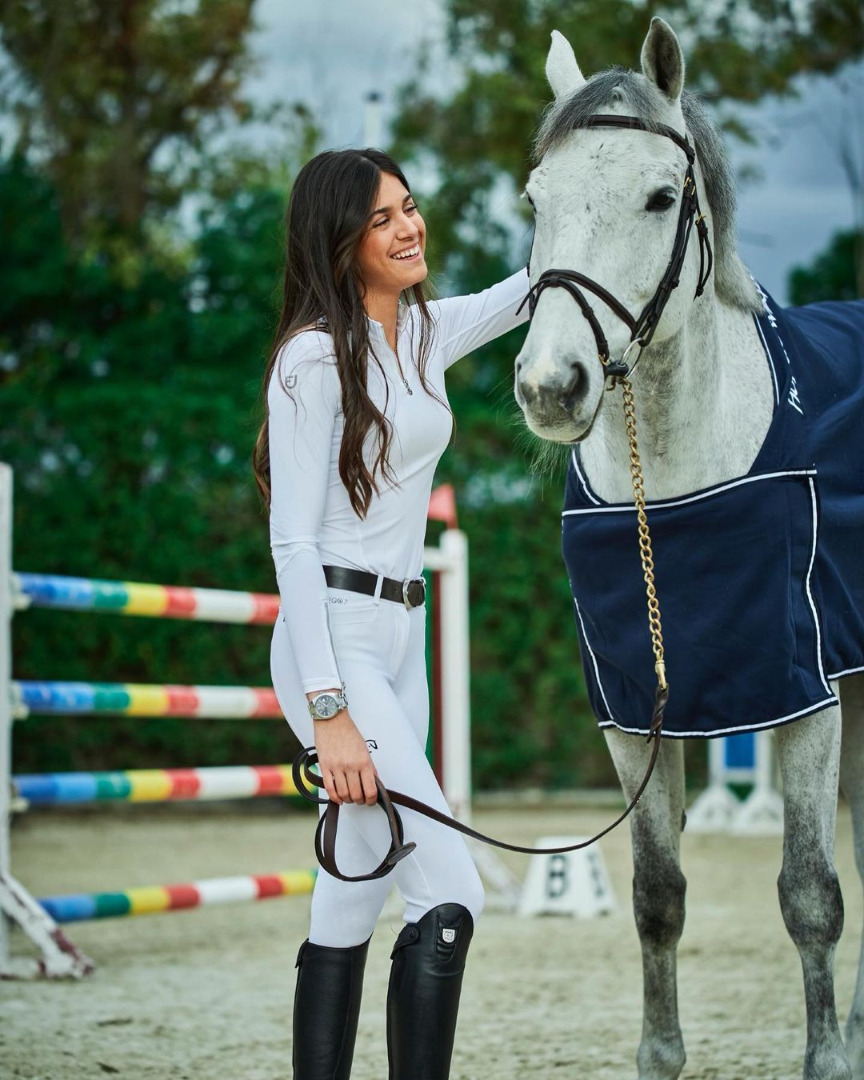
[[524, 191, 536, 210], [646, 188, 677, 212]]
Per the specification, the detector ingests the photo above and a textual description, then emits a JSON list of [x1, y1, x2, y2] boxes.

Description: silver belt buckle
[[402, 578, 426, 609]]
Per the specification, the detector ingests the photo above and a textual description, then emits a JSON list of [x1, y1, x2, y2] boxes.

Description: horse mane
[[534, 68, 761, 313]]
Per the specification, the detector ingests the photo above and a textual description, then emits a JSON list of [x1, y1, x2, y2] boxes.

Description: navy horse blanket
[[562, 291, 864, 738]]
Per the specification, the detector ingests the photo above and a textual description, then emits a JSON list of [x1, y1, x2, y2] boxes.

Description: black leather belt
[[323, 565, 426, 609]]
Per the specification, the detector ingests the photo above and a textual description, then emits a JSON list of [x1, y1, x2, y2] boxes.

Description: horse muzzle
[[515, 354, 599, 441]]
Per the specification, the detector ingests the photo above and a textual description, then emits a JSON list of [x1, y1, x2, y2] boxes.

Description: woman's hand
[[314, 710, 378, 806]]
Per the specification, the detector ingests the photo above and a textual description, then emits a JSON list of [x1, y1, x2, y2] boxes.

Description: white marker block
[[518, 836, 616, 918]]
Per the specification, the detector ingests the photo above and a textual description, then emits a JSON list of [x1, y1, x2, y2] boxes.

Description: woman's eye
[[373, 217, 388, 228], [405, 202, 418, 214], [646, 188, 676, 212]]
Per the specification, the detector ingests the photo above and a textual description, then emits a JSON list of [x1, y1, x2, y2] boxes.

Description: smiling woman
[[250, 147, 528, 1079], [357, 175, 428, 322]]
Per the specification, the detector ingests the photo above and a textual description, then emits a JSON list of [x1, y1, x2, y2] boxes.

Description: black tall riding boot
[[386, 903, 475, 1080], [292, 937, 370, 1080]]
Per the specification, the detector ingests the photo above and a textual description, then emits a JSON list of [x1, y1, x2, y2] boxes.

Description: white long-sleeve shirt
[[268, 269, 529, 692]]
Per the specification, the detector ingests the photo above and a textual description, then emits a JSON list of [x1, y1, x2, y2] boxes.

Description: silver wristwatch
[[307, 689, 348, 721]]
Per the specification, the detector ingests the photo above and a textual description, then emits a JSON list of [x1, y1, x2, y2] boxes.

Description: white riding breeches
[[270, 588, 484, 948]]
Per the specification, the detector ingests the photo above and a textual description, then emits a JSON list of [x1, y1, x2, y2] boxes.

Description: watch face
[[314, 694, 339, 719]]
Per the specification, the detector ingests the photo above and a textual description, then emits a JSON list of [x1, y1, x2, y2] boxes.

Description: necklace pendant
[[403, 378, 413, 395]]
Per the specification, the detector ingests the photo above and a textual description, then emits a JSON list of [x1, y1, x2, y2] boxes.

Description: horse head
[[515, 18, 756, 445]]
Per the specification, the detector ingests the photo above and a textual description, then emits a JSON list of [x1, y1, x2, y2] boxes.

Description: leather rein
[[293, 692, 665, 884], [293, 113, 714, 884]]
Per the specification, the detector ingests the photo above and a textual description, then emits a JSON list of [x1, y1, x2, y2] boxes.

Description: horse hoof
[[636, 1040, 686, 1080], [804, 1043, 852, 1080]]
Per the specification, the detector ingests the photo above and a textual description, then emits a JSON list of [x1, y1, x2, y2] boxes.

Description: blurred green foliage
[[3, 145, 607, 789], [2, 146, 304, 776], [393, 0, 864, 270], [788, 229, 863, 305], [0, 0, 259, 246]]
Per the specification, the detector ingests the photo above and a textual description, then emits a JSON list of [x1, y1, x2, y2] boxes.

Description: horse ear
[[546, 30, 586, 100], [640, 17, 685, 104]]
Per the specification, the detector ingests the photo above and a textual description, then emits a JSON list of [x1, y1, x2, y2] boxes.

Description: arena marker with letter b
[[518, 836, 616, 918]]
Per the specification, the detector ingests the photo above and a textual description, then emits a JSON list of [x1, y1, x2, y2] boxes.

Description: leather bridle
[[518, 113, 714, 381]]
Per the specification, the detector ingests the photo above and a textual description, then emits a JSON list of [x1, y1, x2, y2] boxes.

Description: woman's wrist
[[313, 710, 349, 726], [307, 686, 348, 721]]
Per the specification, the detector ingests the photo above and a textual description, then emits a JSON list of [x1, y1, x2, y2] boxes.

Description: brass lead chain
[[619, 377, 668, 692]]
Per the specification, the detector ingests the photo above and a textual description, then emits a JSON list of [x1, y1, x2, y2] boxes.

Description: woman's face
[[356, 171, 427, 301]]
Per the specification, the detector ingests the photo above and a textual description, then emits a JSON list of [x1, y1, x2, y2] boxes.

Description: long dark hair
[[253, 148, 437, 516]]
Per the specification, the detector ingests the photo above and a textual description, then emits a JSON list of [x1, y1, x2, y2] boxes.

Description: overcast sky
[[247, 0, 859, 305]]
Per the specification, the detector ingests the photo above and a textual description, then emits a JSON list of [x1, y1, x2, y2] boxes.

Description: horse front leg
[[838, 675, 864, 1078], [606, 728, 687, 1080], [776, 704, 851, 1080]]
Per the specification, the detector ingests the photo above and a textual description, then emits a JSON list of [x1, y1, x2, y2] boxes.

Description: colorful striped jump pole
[[13, 681, 283, 719], [14, 764, 300, 805], [39, 869, 317, 924], [13, 572, 280, 624]]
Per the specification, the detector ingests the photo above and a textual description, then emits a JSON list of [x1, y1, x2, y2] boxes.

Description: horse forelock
[[533, 69, 760, 313], [533, 69, 669, 159]]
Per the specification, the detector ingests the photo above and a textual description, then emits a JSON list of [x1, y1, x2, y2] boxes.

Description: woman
[[253, 147, 527, 1080]]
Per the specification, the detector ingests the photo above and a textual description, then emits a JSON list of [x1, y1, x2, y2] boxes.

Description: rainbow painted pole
[[13, 681, 282, 719], [14, 764, 300, 805], [13, 572, 280, 624], [39, 869, 317, 923]]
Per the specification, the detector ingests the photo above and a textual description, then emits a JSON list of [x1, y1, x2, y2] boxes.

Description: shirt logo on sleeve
[[283, 373, 297, 389]]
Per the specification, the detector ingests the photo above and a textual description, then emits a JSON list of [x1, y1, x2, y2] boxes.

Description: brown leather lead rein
[[294, 368, 672, 883], [292, 685, 667, 883], [292, 371, 671, 884]]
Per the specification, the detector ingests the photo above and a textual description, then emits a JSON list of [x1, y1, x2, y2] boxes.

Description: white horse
[[515, 18, 864, 1080]]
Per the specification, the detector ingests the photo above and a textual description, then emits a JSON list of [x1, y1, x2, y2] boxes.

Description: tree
[[0, 134, 615, 788], [392, 0, 864, 276], [814, 64, 864, 296], [0, 0, 258, 248], [788, 228, 861, 304], [0, 137, 313, 776]]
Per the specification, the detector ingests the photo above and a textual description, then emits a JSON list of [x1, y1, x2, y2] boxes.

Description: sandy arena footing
[[2, 801, 861, 1079]]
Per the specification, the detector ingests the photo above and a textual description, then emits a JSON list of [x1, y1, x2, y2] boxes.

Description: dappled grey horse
[[515, 18, 864, 1080]]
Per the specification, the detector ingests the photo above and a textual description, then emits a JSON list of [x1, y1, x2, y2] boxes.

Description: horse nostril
[[518, 358, 588, 417], [518, 379, 537, 406], [558, 362, 585, 411]]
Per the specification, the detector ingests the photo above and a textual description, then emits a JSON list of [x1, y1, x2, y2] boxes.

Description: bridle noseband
[[518, 113, 714, 381]]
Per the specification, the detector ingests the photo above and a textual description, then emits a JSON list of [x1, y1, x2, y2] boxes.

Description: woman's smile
[[391, 244, 422, 261]]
